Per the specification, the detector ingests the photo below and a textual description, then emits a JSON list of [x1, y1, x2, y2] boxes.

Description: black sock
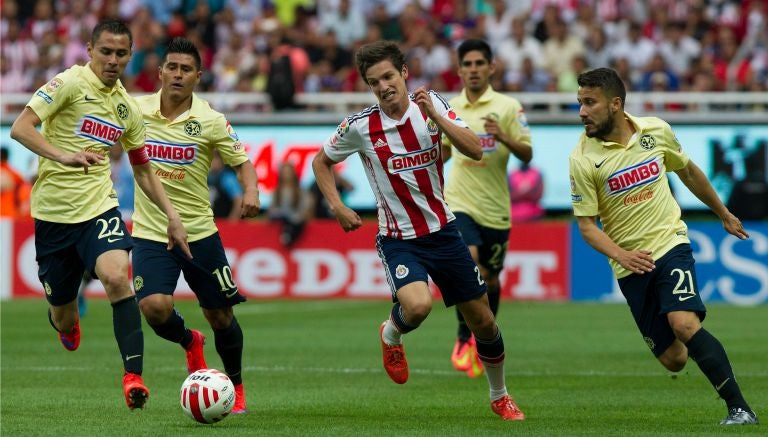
[[685, 328, 750, 411], [487, 283, 500, 316], [148, 308, 192, 347], [475, 327, 505, 364], [454, 307, 471, 342], [214, 317, 244, 386], [112, 296, 144, 375], [390, 303, 418, 334]]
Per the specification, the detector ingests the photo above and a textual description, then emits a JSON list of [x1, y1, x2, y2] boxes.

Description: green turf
[[1, 299, 765, 436]]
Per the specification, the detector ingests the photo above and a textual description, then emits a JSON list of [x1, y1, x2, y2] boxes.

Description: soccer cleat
[[48, 309, 81, 351], [451, 337, 474, 372], [232, 383, 247, 414], [491, 395, 525, 421], [720, 407, 758, 425], [122, 372, 149, 410], [184, 330, 207, 374], [465, 346, 485, 378], [380, 321, 408, 384]]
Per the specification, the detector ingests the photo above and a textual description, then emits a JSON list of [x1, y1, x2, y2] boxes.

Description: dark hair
[[355, 41, 405, 81], [91, 20, 133, 47], [163, 37, 202, 70], [457, 38, 493, 63], [577, 67, 626, 105], [0, 146, 9, 162]]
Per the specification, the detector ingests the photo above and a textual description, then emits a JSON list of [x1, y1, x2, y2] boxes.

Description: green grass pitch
[[1, 299, 765, 436]]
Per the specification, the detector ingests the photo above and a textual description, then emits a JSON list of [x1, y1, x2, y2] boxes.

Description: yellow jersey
[[26, 64, 145, 223], [132, 92, 248, 242], [443, 86, 531, 230], [569, 113, 690, 278]]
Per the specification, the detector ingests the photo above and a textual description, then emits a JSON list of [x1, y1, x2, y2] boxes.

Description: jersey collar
[[149, 90, 204, 121], [83, 62, 123, 94], [457, 85, 496, 108]]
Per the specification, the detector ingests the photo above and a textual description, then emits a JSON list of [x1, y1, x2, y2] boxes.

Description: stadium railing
[[1, 92, 767, 125]]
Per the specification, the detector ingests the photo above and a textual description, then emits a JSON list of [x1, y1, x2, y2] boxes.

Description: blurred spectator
[[405, 55, 431, 90], [25, 0, 56, 42], [143, 0, 182, 25], [541, 17, 586, 77], [584, 26, 611, 69], [496, 15, 543, 76], [2, 19, 37, 74], [308, 166, 352, 219], [505, 56, 553, 93], [0, 53, 30, 93], [640, 53, 680, 91], [132, 52, 161, 92], [269, 162, 311, 246], [0, 146, 31, 218], [610, 21, 656, 72], [208, 150, 245, 220], [318, 0, 366, 50], [658, 21, 701, 77], [509, 162, 544, 222], [369, 4, 403, 41], [481, 0, 515, 51]]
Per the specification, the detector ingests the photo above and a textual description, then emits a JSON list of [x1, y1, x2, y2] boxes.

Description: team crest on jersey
[[395, 264, 409, 279], [116, 103, 129, 120], [336, 118, 350, 137], [644, 336, 655, 351], [639, 134, 656, 150], [225, 120, 238, 141], [76, 116, 125, 146], [185, 120, 202, 137], [388, 145, 439, 174], [427, 119, 438, 135], [145, 140, 197, 165], [45, 78, 63, 93], [606, 157, 661, 195], [133, 276, 144, 291]]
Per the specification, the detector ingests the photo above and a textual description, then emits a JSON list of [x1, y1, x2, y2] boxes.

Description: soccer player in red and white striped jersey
[[312, 41, 525, 421]]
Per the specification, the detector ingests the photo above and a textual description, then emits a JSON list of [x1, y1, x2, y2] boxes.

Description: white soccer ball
[[180, 368, 235, 424]]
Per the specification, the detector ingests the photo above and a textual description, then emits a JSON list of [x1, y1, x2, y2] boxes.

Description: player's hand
[[59, 151, 104, 174], [166, 216, 193, 259], [481, 116, 501, 139], [333, 205, 362, 232], [240, 188, 260, 218], [722, 211, 749, 240], [412, 86, 437, 119], [616, 249, 655, 275]]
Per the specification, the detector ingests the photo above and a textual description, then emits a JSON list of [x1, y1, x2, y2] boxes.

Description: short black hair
[[355, 41, 405, 81], [457, 38, 493, 63], [162, 37, 202, 71], [91, 20, 132, 47], [577, 68, 626, 105]]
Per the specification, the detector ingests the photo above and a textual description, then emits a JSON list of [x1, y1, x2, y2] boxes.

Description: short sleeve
[[213, 115, 248, 167], [569, 152, 598, 217], [119, 98, 147, 152], [323, 117, 363, 162], [661, 123, 689, 172], [430, 90, 468, 129], [27, 73, 74, 122]]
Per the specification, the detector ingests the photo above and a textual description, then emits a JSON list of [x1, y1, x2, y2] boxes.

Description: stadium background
[[1, 0, 766, 305]]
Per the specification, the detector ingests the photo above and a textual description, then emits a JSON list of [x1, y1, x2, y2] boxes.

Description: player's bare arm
[[233, 160, 260, 218], [132, 162, 193, 257], [11, 107, 104, 174], [311, 149, 361, 232], [576, 215, 655, 274], [674, 161, 749, 240], [413, 87, 481, 160], [481, 116, 532, 163]]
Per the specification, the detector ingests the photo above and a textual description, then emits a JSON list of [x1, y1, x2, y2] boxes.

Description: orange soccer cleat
[[491, 395, 525, 421], [232, 383, 247, 414], [184, 330, 207, 374], [451, 336, 474, 372], [122, 372, 149, 410], [465, 345, 485, 378], [380, 321, 408, 384], [58, 319, 81, 352]]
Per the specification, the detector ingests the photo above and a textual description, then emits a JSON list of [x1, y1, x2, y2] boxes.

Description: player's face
[[458, 50, 494, 93], [160, 53, 201, 100], [577, 86, 620, 138], [87, 31, 132, 87], [364, 60, 408, 109]]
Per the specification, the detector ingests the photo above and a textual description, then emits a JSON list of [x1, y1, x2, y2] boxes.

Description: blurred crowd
[[2, 0, 767, 99]]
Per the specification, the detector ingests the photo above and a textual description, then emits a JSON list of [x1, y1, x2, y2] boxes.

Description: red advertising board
[[10, 220, 568, 300]]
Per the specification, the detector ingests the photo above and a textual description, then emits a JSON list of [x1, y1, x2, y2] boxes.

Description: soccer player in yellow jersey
[[131, 38, 259, 414], [9, 20, 191, 410], [569, 68, 757, 425], [442, 39, 532, 378]]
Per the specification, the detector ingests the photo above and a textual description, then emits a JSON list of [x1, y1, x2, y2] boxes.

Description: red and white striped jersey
[[323, 90, 468, 239]]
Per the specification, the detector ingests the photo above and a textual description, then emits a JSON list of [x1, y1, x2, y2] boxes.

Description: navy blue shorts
[[376, 221, 487, 307], [132, 233, 246, 309], [34, 208, 133, 306], [618, 244, 706, 357], [453, 212, 510, 274]]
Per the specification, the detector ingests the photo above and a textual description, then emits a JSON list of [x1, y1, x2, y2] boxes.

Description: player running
[[312, 40, 525, 421], [442, 38, 533, 378], [10, 20, 191, 410], [131, 38, 259, 414], [570, 67, 758, 425]]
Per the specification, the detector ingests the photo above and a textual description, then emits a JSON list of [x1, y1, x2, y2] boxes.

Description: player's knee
[[659, 353, 687, 372], [139, 296, 173, 325], [405, 300, 432, 325], [99, 271, 131, 298], [668, 314, 701, 343], [203, 308, 233, 330]]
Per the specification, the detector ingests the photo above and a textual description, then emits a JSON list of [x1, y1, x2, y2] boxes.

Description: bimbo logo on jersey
[[479, 134, 497, 153], [388, 145, 439, 174], [606, 157, 661, 194], [76, 116, 124, 146], [145, 139, 197, 165]]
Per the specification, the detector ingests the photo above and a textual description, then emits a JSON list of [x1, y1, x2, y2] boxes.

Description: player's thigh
[[376, 234, 430, 303], [654, 244, 706, 319], [476, 226, 510, 276], [618, 271, 677, 357], [34, 219, 86, 305], [75, 208, 133, 278], [394, 280, 433, 318], [132, 237, 184, 301], [424, 224, 487, 307], [180, 233, 246, 310], [456, 294, 494, 328]]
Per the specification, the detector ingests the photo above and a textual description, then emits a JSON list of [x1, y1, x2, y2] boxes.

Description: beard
[[584, 110, 616, 139]]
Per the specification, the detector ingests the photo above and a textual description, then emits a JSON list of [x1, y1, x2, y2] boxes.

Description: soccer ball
[[180, 369, 235, 424]]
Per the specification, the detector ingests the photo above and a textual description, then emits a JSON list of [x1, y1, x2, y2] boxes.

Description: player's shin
[[214, 316, 244, 386], [112, 296, 144, 374], [475, 328, 508, 400]]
